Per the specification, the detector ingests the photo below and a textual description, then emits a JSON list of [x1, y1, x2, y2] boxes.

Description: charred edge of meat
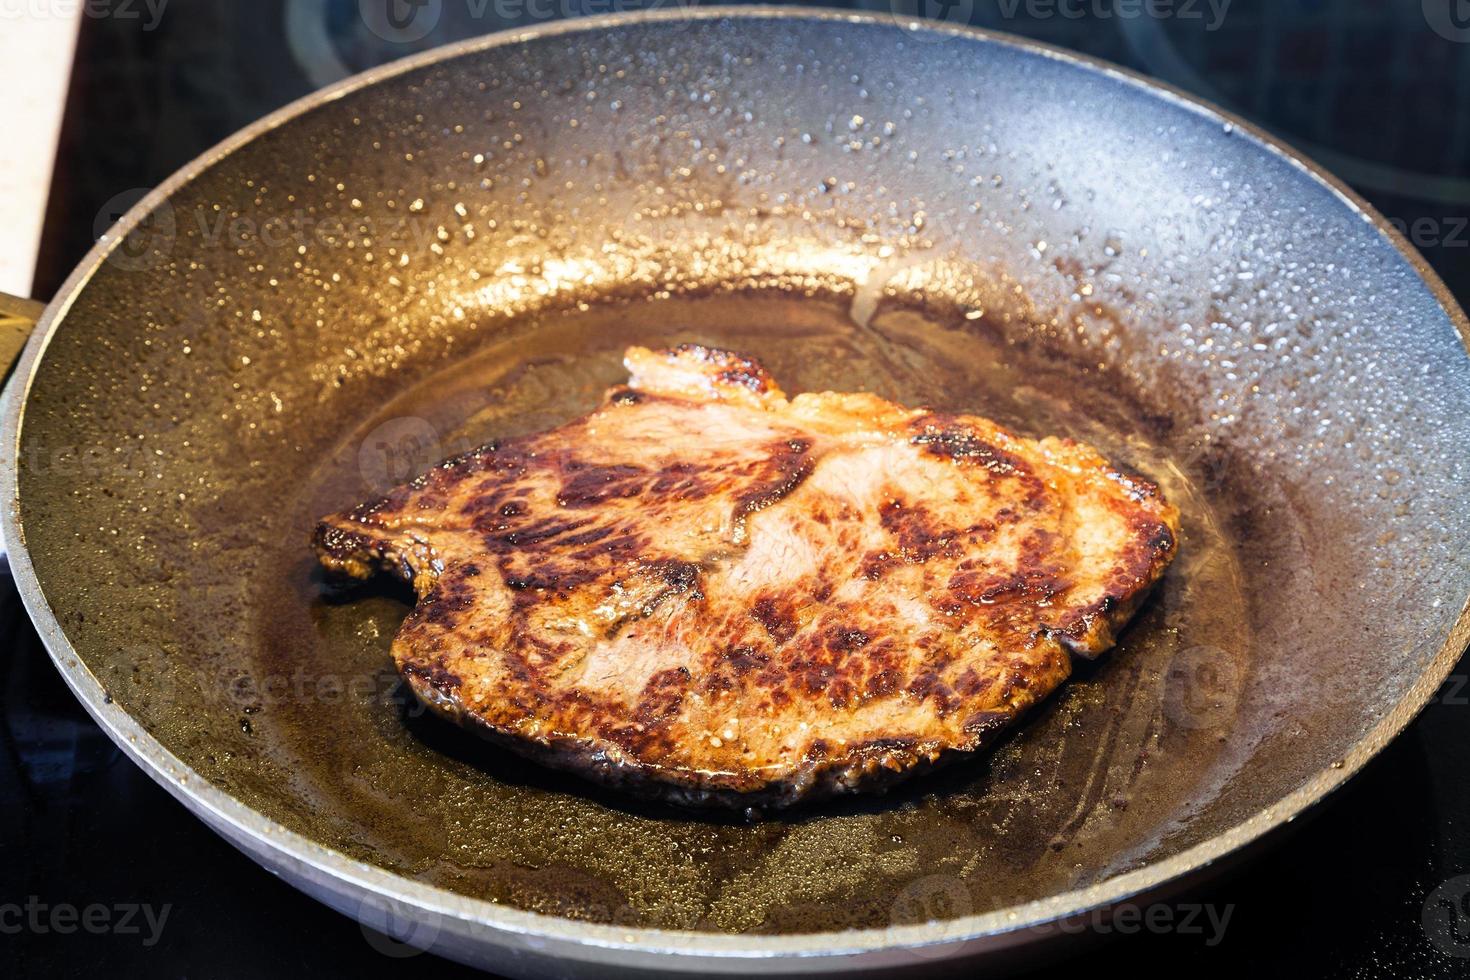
[[1051, 576, 1163, 659], [313, 522, 415, 584], [397, 666, 1052, 813], [1041, 514, 1176, 659], [667, 343, 780, 394], [609, 386, 644, 405]]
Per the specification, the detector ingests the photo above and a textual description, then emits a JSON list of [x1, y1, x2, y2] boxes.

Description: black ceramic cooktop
[[5, 2, 1468, 977]]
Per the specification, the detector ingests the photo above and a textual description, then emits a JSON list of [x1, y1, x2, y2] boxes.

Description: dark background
[[4, 1, 1469, 977]]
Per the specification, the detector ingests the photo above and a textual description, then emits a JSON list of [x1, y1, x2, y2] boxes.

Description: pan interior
[[284, 291, 1250, 930], [14, 14, 1470, 936]]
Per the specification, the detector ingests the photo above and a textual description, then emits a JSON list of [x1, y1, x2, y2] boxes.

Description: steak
[[314, 345, 1180, 809]]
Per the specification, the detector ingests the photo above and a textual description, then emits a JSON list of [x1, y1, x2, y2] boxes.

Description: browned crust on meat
[[314, 344, 1180, 809]]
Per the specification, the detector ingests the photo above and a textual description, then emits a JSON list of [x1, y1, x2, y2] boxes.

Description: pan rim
[[4, 4, 1469, 967]]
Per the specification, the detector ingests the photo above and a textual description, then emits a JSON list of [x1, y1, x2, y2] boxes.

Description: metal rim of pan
[[2, 6, 1467, 968]]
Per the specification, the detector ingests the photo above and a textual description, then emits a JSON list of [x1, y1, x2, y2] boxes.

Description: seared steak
[[315, 345, 1179, 809]]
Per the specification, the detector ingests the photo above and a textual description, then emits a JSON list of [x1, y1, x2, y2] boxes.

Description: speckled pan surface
[[4, 8, 1469, 975]]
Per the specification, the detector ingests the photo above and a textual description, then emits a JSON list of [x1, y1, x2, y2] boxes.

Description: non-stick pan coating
[[5, 9, 1469, 974]]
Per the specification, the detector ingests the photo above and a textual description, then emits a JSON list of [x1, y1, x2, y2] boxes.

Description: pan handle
[[0, 291, 43, 572], [0, 290, 44, 572], [0, 291, 45, 383]]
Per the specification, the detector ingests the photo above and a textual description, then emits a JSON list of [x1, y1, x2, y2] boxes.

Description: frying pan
[[3, 7, 1468, 977]]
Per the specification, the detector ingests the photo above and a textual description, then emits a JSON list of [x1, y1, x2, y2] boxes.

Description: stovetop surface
[[5, 2, 1469, 977]]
